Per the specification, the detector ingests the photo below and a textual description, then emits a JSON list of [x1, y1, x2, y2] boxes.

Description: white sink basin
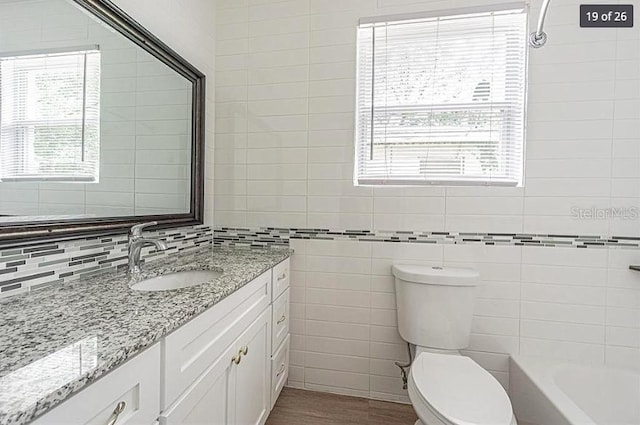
[[131, 270, 222, 291]]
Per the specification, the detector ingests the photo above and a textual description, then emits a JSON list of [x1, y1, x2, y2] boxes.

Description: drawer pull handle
[[232, 354, 242, 365], [106, 401, 126, 425], [277, 272, 287, 281], [277, 314, 286, 325], [276, 363, 286, 378], [232, 346, 249, 365]]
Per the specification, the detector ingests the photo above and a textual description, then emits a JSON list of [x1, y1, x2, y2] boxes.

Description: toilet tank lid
[[392, 264, 479, 286]]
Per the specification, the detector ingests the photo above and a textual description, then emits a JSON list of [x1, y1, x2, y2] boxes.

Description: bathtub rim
[[510, 355, 598, 425]]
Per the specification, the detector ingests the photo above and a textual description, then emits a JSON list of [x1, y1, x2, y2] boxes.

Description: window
[[0, 47, 100, 182], [355, 7, 527, 186]]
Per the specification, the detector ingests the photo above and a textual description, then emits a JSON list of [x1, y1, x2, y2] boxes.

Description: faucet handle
[[130, 221, 158, 238]]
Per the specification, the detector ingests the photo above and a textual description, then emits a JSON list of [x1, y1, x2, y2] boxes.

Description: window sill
[[0, 176, 98, 183], [355, 179, 521, 187]]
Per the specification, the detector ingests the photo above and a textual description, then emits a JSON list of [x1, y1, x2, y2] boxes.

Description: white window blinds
[[355, 6, 527, 186], [0, 47, 101, 182]]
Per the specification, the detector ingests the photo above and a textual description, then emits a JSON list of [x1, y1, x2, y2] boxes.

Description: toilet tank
[[392, 264, 479, 350]]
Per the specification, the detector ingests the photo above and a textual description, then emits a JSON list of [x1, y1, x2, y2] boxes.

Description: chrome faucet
[[128, 222, 168, 274]]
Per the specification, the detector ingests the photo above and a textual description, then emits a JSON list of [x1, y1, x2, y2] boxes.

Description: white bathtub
[[509, 356, 640, 425]]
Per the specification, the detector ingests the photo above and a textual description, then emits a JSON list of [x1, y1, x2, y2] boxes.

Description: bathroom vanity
[[0, 247, 291, 425]]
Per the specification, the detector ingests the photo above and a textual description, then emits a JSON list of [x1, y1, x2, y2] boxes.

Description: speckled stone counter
[[0, 246, 291, 425]]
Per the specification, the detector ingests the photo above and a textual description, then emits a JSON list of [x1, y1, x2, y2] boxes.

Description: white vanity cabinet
[[159, 271, 273, 425], [160, 260, 290, 425], [31, 258, 291, 425], [160, 270, 272, 409], [159, 307, 272, 425]]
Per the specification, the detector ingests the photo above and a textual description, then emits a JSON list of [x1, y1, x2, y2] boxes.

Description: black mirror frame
[[0, 0, 205, 247]]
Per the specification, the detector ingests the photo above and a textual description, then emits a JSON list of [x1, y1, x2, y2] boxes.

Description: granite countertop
[[0, 246, 291, 425]]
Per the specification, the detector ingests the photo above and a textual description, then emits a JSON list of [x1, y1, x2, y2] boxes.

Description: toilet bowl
[[392, 264, 517, 425]]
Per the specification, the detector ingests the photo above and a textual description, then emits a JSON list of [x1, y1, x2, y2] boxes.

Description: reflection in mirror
[[0, 0, 193, 223]]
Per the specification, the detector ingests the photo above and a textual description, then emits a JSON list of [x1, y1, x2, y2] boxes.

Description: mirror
[[0, 0, 205, 243]]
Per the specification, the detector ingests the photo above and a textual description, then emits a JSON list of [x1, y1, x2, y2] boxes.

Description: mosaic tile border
[[4, 224, 637, 297], [214, 227, 640, 249], [0, 225, 212, 298]]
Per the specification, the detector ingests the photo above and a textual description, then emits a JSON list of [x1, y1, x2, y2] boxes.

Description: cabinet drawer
[[33, 344, 160, 425], [270, 335, 290, 410], [271, 288, 289, 354], [271, 259, 289, 301], [162, 271, 271, 408]]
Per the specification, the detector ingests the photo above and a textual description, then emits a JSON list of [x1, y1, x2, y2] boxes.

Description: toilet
[[392, 264, 517, 425]]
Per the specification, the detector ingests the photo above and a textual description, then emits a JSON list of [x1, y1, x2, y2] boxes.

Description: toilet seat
[[409, 352, 515, 425]]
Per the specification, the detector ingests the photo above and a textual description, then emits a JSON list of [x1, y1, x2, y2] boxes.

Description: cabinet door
[[232, 308, 272, 425], [160, 308, 271, 425], [159, 340, 236, 425]]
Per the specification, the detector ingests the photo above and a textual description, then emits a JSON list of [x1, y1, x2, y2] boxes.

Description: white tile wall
[[215, 0, 640, 403], [215, 0, 640, 237], [289, 239, 640, 401], [0, 0, 212, 222]]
